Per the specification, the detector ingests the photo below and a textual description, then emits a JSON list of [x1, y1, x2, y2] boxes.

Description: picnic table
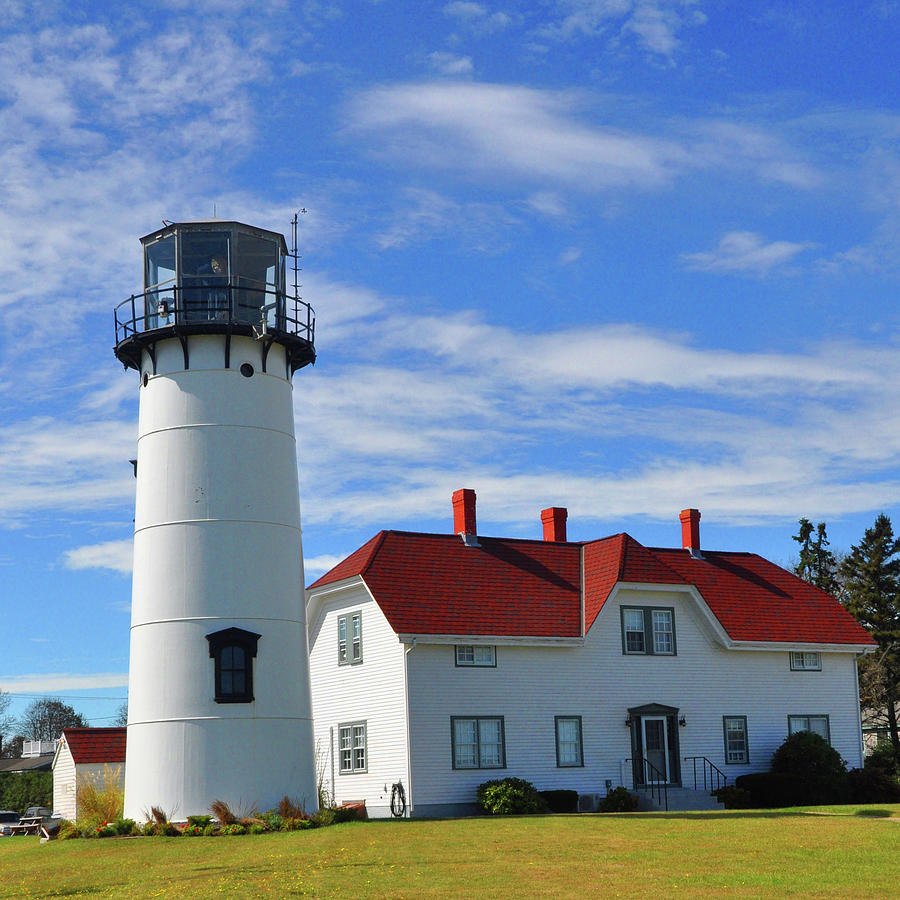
[[9, 816, 43, 836]]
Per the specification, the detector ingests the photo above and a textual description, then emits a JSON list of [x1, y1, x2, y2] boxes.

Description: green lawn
[[2, 806, 898, 899]]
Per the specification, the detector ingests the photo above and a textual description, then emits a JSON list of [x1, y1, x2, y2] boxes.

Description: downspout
[[854, 653, 864, 766], [402, 637, 417, 816]]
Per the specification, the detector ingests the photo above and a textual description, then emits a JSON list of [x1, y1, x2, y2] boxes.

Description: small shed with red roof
[[307, 490, 874, 817], [52, 728, 126, 821]]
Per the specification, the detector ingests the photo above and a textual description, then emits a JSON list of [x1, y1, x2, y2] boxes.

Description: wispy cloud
[[428, 51, 474, 76], [346, 82, 685, 190], [63, 540, 133, 575], [304, 553, 352, 577], [372, 187, 517, 250], [537, 0, 706, 60], [443, 1, 511, 32], [681, 231, 816, 275], [0, 672, 129, 692], [345, 82, 826, 197]]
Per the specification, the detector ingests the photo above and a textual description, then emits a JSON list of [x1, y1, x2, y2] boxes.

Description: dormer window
[[206, 627, 260, 703]]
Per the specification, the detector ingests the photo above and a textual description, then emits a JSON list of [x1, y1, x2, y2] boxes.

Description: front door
[[642, 716, 669, 783]]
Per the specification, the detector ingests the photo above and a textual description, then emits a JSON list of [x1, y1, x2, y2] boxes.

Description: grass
[[1, 805, 898, 899]]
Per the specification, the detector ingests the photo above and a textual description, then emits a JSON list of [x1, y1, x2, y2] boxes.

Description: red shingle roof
[[61, 728, 126, 764], [311, 530, 875, 647], [312, 530, 582, 637]]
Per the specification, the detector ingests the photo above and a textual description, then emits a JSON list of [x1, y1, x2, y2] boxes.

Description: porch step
[[635, 786, 724, 812]]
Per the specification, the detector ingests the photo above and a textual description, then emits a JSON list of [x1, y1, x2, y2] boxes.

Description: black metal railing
[[114, 284, 315, 347], [626, 756, 669, 811], [683, 756, 727, 794]]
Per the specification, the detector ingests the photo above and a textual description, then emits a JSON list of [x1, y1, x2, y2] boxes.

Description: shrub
[[187, 814, 213, 828], [539, 790, 579, 813], [278, 796, 308, 819], [113, 818, 137, 836], [283, 817, 313, 831], [310, 807, 335, 828], [181, 824, 205, 836], [734, 772, 850, 808], [210, 799, 236, 825], [76, 766, 124, 829], [0, 772, 52, 815], [202, 823, 218, 836], [249, 822, 267, 835], [846, 767, 900, 804], [771, 732, 847, 780], [219, 823, 246, 836], [477, 778, 544, 815], [259, 812, 284, 832], [57, 820, 80, 841], [93, 822, 118, 838], [599, 786, 638, 813], [715, 786, 753, 809], [865, 741, 900, 777]]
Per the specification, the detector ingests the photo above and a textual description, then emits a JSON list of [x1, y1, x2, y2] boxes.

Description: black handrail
[[625, 756, 669, 811], [683, 756, 728, 793], [114, 284, 315, 347]]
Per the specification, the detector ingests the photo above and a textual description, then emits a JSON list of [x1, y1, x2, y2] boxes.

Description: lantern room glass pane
[[144, 235, 176, 328], [234, 231, 278, 325], [180, 231, 230, 322]]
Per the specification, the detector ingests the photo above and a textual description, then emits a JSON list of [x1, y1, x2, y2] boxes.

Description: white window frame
[[788, 715, 830, 743], [455, 645, 497, 667], [338, 721, 367, 774], [621, 606, 676, 656], [555, 716, 584, 768], [451, 716, 506, 770], [790, 651, 821, 671], [337, 612, 362, 665], [723, 716, 749, 765]]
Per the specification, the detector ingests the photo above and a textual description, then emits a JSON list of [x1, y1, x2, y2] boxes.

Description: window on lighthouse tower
[[206, 627, 261, 703]]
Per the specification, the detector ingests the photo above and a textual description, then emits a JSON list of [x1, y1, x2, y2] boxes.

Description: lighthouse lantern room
[[115, 220, 318, 820]]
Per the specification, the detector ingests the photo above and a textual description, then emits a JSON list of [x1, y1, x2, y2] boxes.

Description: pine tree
[[840, 514, 900, 758], [792, 518, 839, 595]]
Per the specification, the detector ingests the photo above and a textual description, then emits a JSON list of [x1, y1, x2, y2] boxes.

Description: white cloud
[[443, 1, 511, 31], [558, 246, 582, 264], [428, 52, 474, 76], [527, 191, 569, 217], [347, 82, 684, 190], [304, 553, 350, 576], [372, 187, 518, 250], [537, 0, 705, 60], [681, 231, 816, 275], [63, 540, 133, 575], [345, 82, 825, 197], [0, 672, 129, 692]]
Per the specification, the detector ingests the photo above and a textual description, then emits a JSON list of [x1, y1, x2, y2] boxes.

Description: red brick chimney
[[541, 507, 568, 542], [452, 489, 477, 537], [680, 508, 701, 556]]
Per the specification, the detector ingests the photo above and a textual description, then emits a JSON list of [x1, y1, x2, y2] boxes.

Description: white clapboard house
[[307, 491, 875, 816]]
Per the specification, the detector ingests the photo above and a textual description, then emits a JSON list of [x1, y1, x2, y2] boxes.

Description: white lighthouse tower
[[114, 220, 318, 819]]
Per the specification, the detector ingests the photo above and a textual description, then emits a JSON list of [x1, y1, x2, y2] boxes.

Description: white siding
[[52, 743, 77, 821], [307, 582, 409, 817], [405, 586, 865, 812], [52, 753, 125, 822]]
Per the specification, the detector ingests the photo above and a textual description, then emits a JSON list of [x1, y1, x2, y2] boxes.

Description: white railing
[[22, 740, 57, 758]]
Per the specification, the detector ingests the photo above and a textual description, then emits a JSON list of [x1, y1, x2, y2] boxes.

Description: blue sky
[[2, 0, 900, 731]]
